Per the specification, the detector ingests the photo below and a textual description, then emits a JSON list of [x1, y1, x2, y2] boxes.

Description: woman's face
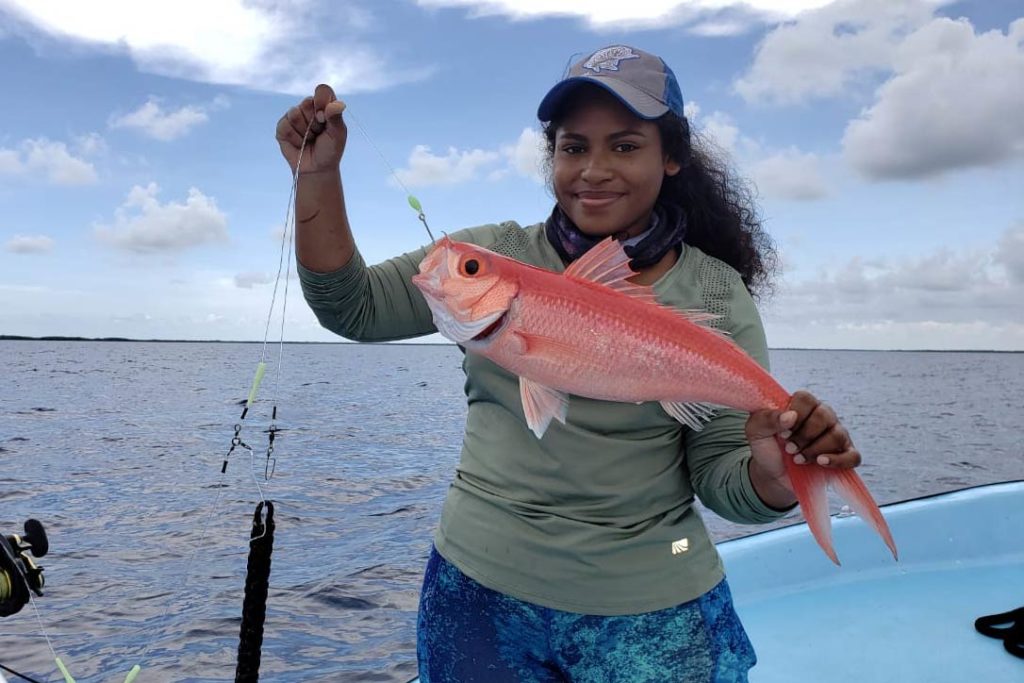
[[552, 87, 680, 239]]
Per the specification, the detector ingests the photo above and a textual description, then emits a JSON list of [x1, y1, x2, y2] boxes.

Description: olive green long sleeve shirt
[[298, 221, 791, 615]]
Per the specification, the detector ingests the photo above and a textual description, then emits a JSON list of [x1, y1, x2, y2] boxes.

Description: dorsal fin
[[563, 238, 730, 338], [564, 237, 657, 301]]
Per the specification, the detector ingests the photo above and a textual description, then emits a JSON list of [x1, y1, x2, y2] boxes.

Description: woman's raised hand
[[276, 83, 348, 175]]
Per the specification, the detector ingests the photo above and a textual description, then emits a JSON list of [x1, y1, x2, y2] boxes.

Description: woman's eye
[[561, 145, 584, 155], [615, 143, 638, 152]]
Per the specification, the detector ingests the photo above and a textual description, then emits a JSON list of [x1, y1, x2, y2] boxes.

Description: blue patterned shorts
[[417, 547, 756, 682]]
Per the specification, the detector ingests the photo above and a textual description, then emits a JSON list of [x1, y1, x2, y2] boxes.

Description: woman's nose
[[580, 151, 614, 183]]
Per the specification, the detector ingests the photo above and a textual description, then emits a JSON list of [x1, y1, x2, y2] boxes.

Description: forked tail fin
[[830, 467, 899, 561], [781, 436, 837, 564], [779, 436, 898, 565]]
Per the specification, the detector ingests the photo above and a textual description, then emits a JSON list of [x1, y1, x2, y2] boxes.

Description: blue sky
[[1, 0, 1021, 350]]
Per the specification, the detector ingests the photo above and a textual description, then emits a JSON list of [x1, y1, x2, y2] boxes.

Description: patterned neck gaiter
[[544, 202, 688, 270]]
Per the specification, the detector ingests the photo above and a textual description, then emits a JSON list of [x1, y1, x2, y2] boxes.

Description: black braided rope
[[235, 501, 275, 683], [0, 662, 45, 683]]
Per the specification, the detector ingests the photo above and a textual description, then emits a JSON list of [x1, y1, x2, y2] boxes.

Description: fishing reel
[[0, 519, 48, 617]]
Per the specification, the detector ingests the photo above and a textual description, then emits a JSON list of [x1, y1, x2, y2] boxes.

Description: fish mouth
[[471, 311, 508, 342]]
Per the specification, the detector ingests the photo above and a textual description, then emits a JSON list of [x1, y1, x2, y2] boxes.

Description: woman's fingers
[[276, 86, 348, 174], [289, 101, 314, 137], [276, 114, 306, 149], [782, 390, 861, 469], [745, 408, 797, 441], [324, 99, 346, 121], [312, 84, 336, 112], [790, 402, 836, 450], [800, 424, 861, 468], [310, 85, 338, 135]]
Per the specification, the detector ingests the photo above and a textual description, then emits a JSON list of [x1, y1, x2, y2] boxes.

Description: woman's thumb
[[324, 99, 347, 128]]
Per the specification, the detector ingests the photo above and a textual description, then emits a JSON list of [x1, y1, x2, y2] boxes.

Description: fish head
[[411, 237, 519, 344]]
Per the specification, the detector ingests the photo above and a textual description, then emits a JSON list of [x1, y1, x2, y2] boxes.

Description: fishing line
[[121, 102, 425, 680], [111, 116, 319, 681], [13, 101, 428, 683], [26, 594, 66, 682], [345, 108, 436, 243]]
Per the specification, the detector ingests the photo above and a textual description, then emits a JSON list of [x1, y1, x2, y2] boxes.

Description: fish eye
[[462, 258, 480, 276]]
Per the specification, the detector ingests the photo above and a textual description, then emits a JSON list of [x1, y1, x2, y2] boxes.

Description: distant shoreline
[[0, 335, 1019, 353]]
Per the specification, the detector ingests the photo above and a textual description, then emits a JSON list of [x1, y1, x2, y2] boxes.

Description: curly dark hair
[[542, 110, 778, 298]]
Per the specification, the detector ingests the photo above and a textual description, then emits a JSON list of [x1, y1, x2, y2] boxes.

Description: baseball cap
[[537, 45, 685, 122]]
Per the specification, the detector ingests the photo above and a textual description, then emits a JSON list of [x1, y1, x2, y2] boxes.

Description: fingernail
[[780, 430, 792, 439], [794, 454, 806, 465], [817, 455, 830, 466], [784, 441, 798, 454], [316, 110, 325, 123]]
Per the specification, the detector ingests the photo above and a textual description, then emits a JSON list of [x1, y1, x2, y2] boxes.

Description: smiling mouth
[[576, 192, 622, 208]]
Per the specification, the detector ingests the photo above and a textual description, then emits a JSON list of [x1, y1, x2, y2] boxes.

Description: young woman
[[277, 45, 864, 682]]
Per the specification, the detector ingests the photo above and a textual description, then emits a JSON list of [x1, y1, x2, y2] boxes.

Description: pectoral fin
[[563, 237, 658, 302], [660, 401, 716, 431], [520, 377, 569, 439]]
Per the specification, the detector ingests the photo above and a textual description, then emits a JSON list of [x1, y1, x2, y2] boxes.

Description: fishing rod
[[217, 104, 438, 683], [0, 520, 47, 618], [3, 101, 434, 683], [169, 103, 438, 680], [0, 519, 50, 683], [221, 103, 437, 682]]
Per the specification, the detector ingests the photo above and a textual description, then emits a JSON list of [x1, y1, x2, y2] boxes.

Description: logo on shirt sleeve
[[671, 537, 690, 555]]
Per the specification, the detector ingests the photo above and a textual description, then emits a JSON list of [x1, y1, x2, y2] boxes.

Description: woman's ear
[[664, 157, 682, 177]]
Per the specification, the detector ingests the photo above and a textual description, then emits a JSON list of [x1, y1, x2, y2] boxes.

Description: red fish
[[411, 235, 898, 565]]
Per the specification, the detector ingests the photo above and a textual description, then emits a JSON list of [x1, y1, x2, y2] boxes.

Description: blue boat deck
[[405, 481, 1023, 682], [725, 481, 1024, 682]]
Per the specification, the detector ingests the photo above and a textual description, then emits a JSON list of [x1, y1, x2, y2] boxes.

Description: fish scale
[[412, 235, 898, 565], [499, 280, 780, 411]]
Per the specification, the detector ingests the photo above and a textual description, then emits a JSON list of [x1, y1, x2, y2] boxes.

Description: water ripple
[[1, 341, 1020, 681]]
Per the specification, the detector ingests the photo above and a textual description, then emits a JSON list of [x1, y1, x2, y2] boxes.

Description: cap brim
[[537, 76, 668, 122]]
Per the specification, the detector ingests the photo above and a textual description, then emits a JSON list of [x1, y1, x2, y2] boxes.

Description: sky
[[0, 0, 1022, 350]]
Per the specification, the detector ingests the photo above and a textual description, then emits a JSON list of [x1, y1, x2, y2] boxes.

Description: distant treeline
[[0, 335, 412, 345], [0, 335, 1018, 352], [0, 335, 328, 344]]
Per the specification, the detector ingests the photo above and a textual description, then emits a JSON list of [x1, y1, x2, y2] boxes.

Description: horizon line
[[1, 335, 1020, 354]]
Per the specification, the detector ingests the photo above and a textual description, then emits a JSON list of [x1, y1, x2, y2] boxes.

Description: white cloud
[[74, 132, 108, 156], [764, 226, 1024, 349], [750, 148, 828, 200], [94, 182, 228, 253], [687, 102, 829, 201], [842, 17, 1024, 180], [234, 272, 274, 289], [395, 128, 549, 188], [994, 223, 1024, 285], [695, 111, 741, 154], [0, 149, 21, 174], [109, 98, 210, 141], [734, 3, 1024, 180], [883, 248, 991, 292], [0, 138, 98, 185], [1, 0, 430, 95], [766, 319, 1024, 351], [502, 127, 546, 182], [395, 145, 502, 187], [417, 0, 833, 33], [735, 0, 946, 104], [5, 234, 55, 254]]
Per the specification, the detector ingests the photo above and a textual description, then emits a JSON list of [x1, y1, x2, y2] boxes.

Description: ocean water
[[0, 341, 1021, 682]]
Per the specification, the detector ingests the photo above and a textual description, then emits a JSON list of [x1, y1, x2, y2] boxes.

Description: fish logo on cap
[[582, 46, 640, 73]]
